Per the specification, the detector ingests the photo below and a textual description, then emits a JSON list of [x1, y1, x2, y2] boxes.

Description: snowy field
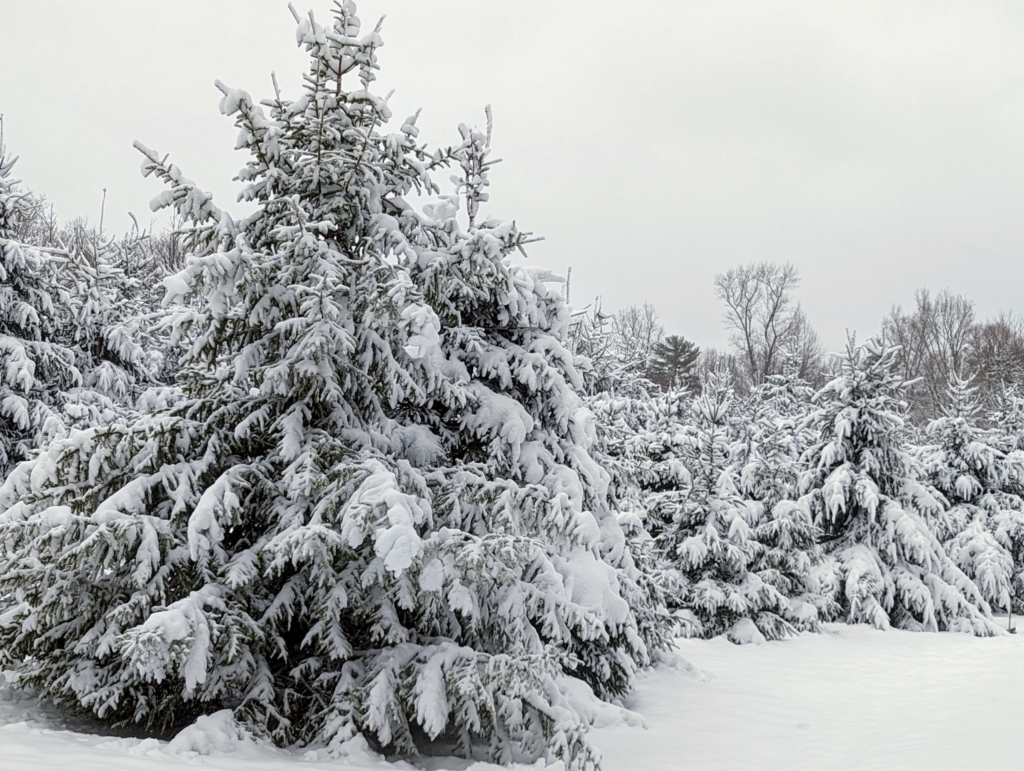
[[3, 622, 1023, 771]]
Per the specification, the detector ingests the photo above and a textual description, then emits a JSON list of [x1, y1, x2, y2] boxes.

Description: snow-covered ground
[[3, 622, 1023, 771], [599, 621, 1024, 771]]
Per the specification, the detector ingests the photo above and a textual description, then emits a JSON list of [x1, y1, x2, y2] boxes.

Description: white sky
[[3, 0, 1024, 351]]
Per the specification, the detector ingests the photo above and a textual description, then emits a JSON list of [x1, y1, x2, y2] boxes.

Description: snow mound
[[167, 710, 259, 756], [558, 676, 647, 730], [727, 617, 767, 645]]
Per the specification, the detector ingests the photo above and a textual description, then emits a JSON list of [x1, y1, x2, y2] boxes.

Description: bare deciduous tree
[[611, 302, 664, 367], [714, 261, 823, 387], [969, 312, 1024, 408], [7, 192, 60, 247], [881, 289, 976, 419]]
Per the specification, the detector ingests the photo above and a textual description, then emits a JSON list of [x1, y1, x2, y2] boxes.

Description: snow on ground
[[3, 622, 1024, 770], [596, 621, 1024, 771]]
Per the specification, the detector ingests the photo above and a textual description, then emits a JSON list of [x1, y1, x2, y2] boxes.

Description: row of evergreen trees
[[1, 3, 1022, 769], [582, 340, 1024, 642]]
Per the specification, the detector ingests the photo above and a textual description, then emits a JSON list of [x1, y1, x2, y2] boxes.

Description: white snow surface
[[3, 623, 1024, 770]]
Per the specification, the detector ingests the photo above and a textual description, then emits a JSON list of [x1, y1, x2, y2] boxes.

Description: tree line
[[574, 262, 1024, 428]]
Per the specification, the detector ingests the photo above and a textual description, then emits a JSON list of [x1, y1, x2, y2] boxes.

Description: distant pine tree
[[647, 334, 700, 393]]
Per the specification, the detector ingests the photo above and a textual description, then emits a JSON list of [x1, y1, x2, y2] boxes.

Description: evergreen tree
[[647, 334, 699, 393], [739, 374, 837, 627], [0, 130, 82, 475], [61, 240, 161, 426], [660, 372, 795, 642], [0, 6, 662, 767], [567, 301, 617, 395], [919, 376, 1024, 615], [585, 392, 683, 656], [592, 370, 828, 642], [738, 373, 815, 510], [987, 382, 1024, 451], [567, 301, 656, 398], [633, 390, 694, 543], [799, 338, 997, 633]]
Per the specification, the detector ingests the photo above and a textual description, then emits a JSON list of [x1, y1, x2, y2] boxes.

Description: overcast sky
[[3, 0, 1024, 351]]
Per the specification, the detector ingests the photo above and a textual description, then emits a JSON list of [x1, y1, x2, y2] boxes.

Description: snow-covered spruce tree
[[0, 133, 82, 475], [0, 5, 661, 768], [566, 305, 681, 651], [738, 374, 836, 628], [800, 338, 998, 633], [584, 391, 684, 653], [737, 373, 815, 510], [567, 307, 676, 544], [660, 372, 796, 642], [59, 239, 162, 426], [587, 386, 709, 644], [567, 302, 615, 396], [918, 376, 1024, 615], [988, 382, 1024, 452], [95, 216, 207, 390], [404, 112, 661, 720], [626, 389, 692, 542]]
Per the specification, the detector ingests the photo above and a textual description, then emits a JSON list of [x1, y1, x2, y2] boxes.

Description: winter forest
[[3, 2, 1024, 770]]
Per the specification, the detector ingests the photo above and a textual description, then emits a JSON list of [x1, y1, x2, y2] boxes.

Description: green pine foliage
[[647, 334, 700, 393]]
